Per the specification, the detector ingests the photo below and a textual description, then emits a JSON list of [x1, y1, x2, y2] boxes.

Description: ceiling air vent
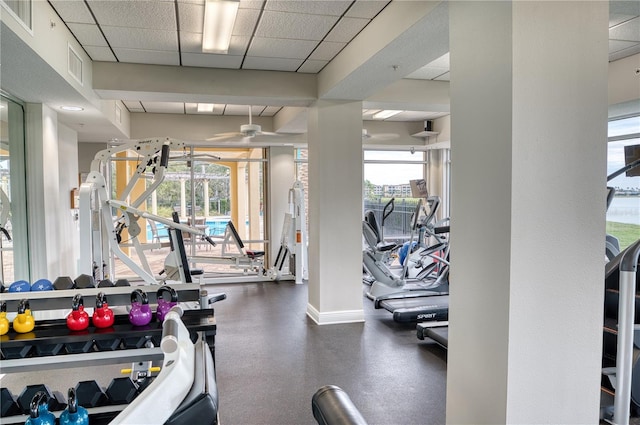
[[68, 45, 83, 85]]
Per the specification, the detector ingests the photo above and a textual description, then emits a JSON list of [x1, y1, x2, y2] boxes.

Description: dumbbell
[[1, 387, 21, 417], [8, 280, 30, 293], [53, 276, 75, 290], [97, 279, 114, 288], [74, 274, 95, 289], [30, 279, 54, 291], [74, 381, 108, 407], [17, 385, 66, 414]]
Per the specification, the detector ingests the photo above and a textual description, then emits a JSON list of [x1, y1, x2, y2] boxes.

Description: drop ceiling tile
[[141, 102, 185, 114], [610, 39, 639, 53], [50, 0, 95, 24], [181, 52, 244, 68], [67, 23, 108, 47], [180, 32, 250, 54], [248, 37, 317, 59], [346, 1, 389, 19], [308, 41, 345, 61], [243, 56, 304, 71], [434, 72, 450, 82], [261, 106, 281, 116], [610, 14, 638, 28], [405, 67, 448, 80], [224, 105, 266, 115], [102, 26, 178, 51], [297, 59, 327, 73], [240, 0, 265, 10], [178, 0, 204, 4], [113, 48, 180, 65], [256, 11, 339, 41], [609, 16, 640, 41], [178, 2, 204, 32], [609, 43, 640, 61], [84, 45, 117, 62], [425, 52, 450, 69], [324, 17, 369, 43], [233, 8, 261, 36], [123, 100, 145, 112], [87, 0, 177, 30], [265, 1, 351, 16]]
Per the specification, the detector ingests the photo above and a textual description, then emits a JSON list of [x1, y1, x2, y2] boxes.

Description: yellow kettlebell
[[0, 302, 8, 335], [13, 299, 35, 333]]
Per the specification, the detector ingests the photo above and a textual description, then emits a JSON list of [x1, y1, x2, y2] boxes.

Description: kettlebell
[[24, 391, 56, 425], [129, 289, 152, 326], [59, 387, 89, 425], [0, 302, 8, 335], [66, 294, 89, 331], [92, 292, 115, 328], [156, 286, 178, 322], [13, 299, 35, 333]]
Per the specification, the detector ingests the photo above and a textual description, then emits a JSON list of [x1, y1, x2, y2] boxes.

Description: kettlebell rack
[[0, 284, 224, 424]]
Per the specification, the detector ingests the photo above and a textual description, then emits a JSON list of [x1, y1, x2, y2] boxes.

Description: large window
[[607, 115, 640, 252], [364, 149, 427, 240]]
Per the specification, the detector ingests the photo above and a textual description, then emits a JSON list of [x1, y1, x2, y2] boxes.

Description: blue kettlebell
[[25, 391, 56, 425], [129, 289, 152, 326], [59, 388, 89, 425], [156, 286, 178, 322], [8, 279, 30, 293], [30, 279, 54, 292]]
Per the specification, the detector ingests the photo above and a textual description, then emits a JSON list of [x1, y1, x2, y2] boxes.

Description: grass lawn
[[607, 221, 640, 250]]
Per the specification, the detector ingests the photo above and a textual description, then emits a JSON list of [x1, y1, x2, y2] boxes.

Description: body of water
[[607, 196, 640, 225]]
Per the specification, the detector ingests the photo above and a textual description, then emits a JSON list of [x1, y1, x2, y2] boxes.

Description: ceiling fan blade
[[206, 131, 244, 141]]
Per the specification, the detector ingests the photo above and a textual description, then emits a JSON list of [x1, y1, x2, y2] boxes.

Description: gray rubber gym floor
[[0, 281, 448, 424]]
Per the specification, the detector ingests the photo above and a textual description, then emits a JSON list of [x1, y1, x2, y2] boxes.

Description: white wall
[[58, 124, 80, 276]]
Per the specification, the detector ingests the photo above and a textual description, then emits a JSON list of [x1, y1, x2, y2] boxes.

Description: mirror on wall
[[0, 95, 29, 285]]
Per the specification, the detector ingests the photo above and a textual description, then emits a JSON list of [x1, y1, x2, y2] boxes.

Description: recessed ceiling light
[[60, 106, 84, 111]]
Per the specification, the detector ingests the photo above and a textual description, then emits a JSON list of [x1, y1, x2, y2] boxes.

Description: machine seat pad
[[246, 250, 265, 259], [165, 340, 218, 425], [376, 242, 397, 252]]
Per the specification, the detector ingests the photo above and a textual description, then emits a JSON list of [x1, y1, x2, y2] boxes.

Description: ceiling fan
[[362, 128, 399, 141], [207, 106, 300, 143]]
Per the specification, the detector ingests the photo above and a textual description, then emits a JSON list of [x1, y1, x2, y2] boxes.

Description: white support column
[[447, 2, 608, 424], [306, 100, 364, 324], [25, 104, 62, 279]]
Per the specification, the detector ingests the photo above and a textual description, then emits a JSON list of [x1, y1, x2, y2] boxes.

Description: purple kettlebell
[[156, 286, 178, 322], [129, 289, 152, 327]]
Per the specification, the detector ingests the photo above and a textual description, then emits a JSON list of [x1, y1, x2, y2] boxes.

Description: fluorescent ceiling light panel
[[197, 103, 215, 113], [203, 0, 239, 54], [373, 110, 402, 120], [60, 106, 84, 111]]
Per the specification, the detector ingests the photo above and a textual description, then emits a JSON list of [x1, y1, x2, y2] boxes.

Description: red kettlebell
[[92, 292, 115, 329], [129, 289, 152, 327], [66, 294, 89, 331], [156, 286, 178, 322]]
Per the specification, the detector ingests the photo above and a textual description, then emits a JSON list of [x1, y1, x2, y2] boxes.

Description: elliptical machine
[[362, 196, 449, 299]]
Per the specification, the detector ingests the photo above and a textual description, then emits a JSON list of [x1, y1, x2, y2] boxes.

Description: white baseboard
[[306, 304, 365, 325]]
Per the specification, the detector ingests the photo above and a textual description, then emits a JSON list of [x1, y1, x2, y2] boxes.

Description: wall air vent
[[68, 44, 83, 85]]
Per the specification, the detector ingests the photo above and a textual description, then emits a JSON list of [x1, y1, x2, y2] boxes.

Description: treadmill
[[417, 322, 449, 349]]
